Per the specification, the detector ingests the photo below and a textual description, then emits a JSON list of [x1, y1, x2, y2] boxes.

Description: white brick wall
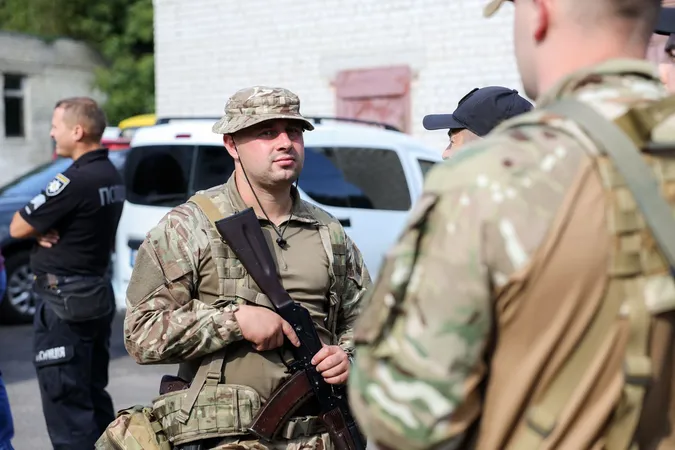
[[154, 0, 522, 152], [0, 33, 104, 185]]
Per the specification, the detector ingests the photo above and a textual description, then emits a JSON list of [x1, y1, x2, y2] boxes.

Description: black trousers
[[33, 287, 115, 449]]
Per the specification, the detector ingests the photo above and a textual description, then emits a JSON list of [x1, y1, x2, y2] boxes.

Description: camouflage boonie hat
[[212, 86, 315, 135], [483, 0, 506, 17]]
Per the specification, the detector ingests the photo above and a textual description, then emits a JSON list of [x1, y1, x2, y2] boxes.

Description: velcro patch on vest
[[34, 345, 74, 368], [332, 244, 347, 255]]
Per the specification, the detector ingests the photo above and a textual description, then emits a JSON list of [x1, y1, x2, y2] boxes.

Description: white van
[[111, 118, 441, 308]]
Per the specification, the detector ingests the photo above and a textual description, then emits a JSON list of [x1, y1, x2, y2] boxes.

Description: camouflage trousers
[[209, 432, 333, 450]]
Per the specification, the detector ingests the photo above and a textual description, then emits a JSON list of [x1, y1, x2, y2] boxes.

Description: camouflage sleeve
[[348, 124, 587, 450], [337, 233, 372, 355], [124, 203, 243, 364]]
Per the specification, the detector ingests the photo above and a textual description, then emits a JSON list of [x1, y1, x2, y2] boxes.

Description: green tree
[[0, 0, 154, 125]]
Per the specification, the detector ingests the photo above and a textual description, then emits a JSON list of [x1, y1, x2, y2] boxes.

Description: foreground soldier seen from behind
[[349, 0, 675, 449], [123, 86, 371, 450]]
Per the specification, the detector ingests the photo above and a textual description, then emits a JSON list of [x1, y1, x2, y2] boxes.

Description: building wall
[[0, 32, 105, 185], [153, 0, 522, 152]]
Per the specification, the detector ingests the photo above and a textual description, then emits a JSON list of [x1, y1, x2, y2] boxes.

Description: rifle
[[215, 207, 366, 450]]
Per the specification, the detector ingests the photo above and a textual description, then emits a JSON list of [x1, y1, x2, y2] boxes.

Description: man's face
[[50, 107, 78, 157], [648, 33, 675, 93], [226, 119, 305, 188], [443, 128, 480, 160]]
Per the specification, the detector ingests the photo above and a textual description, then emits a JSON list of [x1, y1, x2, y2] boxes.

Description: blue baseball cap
[[655, 7, 675, 35], [423, 86, 533, 137]]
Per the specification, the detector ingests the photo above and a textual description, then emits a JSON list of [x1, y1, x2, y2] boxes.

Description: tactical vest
[[473, 96, 675, 449], [151, 187, 349, 447]]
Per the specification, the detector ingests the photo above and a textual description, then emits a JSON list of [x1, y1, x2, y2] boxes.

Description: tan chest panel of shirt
[[181, 218, 330, 402]]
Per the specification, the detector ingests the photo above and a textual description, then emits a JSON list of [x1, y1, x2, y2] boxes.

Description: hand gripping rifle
[[215, 208, 366, 450]]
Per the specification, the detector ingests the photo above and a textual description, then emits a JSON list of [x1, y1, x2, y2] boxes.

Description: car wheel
[[0, 250, 37, 324]]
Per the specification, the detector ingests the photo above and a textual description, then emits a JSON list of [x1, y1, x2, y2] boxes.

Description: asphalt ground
[[1, 313, 378, 450], [0, 312, 174, 449]]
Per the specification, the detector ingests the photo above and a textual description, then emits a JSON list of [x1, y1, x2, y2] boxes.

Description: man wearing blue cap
[[653, 5, 675, 91], [423, 86, 533, 159]]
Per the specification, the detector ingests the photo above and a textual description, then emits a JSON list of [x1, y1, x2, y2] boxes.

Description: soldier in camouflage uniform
[[124, 86, 371, 450], [349, 0, 675, 449]]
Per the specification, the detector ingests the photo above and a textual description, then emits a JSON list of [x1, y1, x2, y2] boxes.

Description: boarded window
[[334, 65, 412, 133]]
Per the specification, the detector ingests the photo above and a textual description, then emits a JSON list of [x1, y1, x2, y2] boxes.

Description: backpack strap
[[189, 193, 243, 298], [305, 203, 348, 344], [190, 193, 224, 228], [174, 193, 230, 424], [510, 97, 675, 449]]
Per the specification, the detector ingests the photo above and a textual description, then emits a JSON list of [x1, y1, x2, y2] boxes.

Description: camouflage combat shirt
[[348, 59, 673, 450], [124, 174, 371, 401]]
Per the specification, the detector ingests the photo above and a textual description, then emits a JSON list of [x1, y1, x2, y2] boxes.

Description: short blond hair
[[55, 97, 107, 143], [609, 0, 662, 42]]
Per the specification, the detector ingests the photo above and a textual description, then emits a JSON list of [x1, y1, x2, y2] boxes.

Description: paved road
[[2, 314, 378, 450], [0, 312, 175, 449]]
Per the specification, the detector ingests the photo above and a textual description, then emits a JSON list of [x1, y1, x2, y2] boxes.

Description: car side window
[[191, 146, 235, 192], [125, 145, 194, 207], [417, 159, 436, 179], [299, 147, 411, 211]]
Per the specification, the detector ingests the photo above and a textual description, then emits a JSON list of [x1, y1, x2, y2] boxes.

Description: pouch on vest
[[95, 405, 171, 450], [150, 349, 262, 447], [34, 275, 113, 323]]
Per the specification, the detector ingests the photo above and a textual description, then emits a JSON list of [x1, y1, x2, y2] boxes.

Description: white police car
[[111, 117, 441, 309]]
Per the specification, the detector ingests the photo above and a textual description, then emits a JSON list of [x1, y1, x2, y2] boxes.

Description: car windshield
[[0, 158, 73, 197], [0, 150, 130, 198]]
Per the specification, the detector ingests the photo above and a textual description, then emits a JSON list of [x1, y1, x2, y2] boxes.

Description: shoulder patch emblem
[[45, 173, 70, 197]]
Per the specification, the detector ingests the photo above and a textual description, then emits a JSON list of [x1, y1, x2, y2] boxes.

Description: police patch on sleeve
[[45, 173, 71, 197], [24, 193, 47, 215]]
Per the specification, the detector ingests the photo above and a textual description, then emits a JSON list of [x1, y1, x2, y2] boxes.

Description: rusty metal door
[[334, 65, 412, 133]]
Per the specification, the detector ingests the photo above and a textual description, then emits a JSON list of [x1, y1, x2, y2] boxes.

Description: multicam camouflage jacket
[[348, 59, 674, 450], [123, 174, 371, 385]]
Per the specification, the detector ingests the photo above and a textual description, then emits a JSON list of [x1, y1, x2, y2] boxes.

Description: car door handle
[[338, 218, 351, 227]]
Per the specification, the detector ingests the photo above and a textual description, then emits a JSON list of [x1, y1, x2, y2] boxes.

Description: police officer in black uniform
[[9, 97, 125, 449]]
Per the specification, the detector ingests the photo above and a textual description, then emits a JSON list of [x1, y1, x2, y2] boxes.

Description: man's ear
[[72, 124, 85, 142], [533, 0, 550, 42], [223, 135, 239, 161]]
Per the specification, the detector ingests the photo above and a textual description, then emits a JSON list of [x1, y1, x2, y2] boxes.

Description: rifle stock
[[215, 208, 365, 450], [248, 370, 314, 440]]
